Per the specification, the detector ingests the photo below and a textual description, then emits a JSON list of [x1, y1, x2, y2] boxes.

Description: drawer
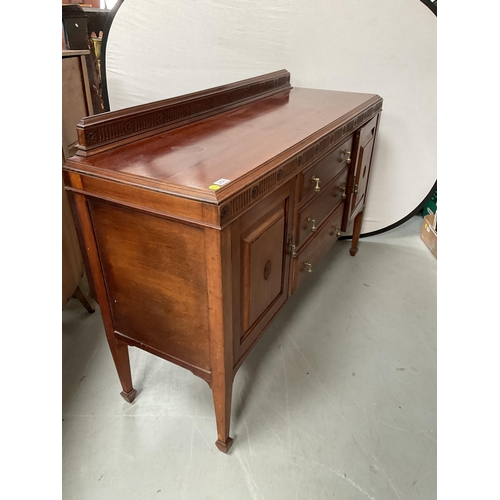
[[297, 166, 348, 248], [292, 203, 344, 292], [299, 135, 353, 202]]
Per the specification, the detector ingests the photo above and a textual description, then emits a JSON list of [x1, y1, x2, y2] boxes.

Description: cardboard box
[[421, 213, 437, 258]]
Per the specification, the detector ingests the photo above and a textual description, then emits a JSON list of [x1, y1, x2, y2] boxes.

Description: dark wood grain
[[76, 69, 292, 155], [63, 72, 382, 452], [89, 199, 212, 372], [65, 83, 382, 208]]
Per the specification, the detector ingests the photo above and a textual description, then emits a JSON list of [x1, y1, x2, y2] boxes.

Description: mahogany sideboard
[[63, 70, 382, 453]]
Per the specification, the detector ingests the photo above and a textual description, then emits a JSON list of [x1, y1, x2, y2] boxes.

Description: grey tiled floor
[[62, 216, 436, 500]]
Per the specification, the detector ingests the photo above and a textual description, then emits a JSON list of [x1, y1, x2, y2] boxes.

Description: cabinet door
[[231, 180, 295, 365], [344, 115, 379, 227]]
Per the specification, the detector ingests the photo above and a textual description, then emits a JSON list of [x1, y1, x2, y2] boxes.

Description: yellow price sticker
[[209, 185, 221, 191]]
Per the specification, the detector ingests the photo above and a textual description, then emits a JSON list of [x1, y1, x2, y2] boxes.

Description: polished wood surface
[[74, 88, 377, 192], [63, 71, 382, 452], [75, 69, 291, 156], [90, 199, 212, 374], [66, 70, 382, 207]]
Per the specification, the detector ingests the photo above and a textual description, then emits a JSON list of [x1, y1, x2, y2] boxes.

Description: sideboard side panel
[[349, 115, 378, 217], [342, 113, 381, 232], [88, 199, 212, 372]]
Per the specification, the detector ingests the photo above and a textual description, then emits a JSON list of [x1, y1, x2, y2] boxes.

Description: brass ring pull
[[342, 149, 352, 164], [304, 261, 313, 274], [307, 217, 317, 232], [311, 176, 321, 192], [339, 186, 347, 199]]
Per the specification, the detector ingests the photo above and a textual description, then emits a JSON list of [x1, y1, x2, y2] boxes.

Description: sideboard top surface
[[65, 85, 381, 204]]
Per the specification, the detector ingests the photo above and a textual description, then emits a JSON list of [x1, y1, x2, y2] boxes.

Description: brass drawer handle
[[342, 149, 352, 164], [304, 261, 313, 274], [339, 186, 347, 199], [288, 234, 297, 258], [311, 176, 321, 192], [332, 225, 342, 238], [307, 217, 317, 232], [353, 184, 359, 195]]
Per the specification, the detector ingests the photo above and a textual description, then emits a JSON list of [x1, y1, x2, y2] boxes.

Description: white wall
[[105, 0, 436, 234]]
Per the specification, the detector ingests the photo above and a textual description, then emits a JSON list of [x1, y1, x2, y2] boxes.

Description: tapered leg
[[73, 284, 95, 313], [68, 189, 137, 403], [108, 339, 137, 403], [204, 226, 234, 452], [212, 367, 234, 453], [349, 210, 364, 256]]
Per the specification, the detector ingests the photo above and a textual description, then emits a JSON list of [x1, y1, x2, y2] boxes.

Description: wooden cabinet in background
[[62, 50, 96, 311], [62, 4, 108, 113], [62, 50, 94, 154], [63, 70, 382, 452]]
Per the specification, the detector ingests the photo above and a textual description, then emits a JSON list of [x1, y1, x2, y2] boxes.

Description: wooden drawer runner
[[297, 166, 348, 248], [299, 135, 353, 203], [292, 203, 344, 293]]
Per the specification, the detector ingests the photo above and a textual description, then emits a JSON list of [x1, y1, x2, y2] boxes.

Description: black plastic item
[[62, 5, 110, 49], [422, 190, 437, 218], [100, 0, 125, 114], [62, 5, 90, 50], [420, 0, 437, 15], [339, 181, 437, 240]]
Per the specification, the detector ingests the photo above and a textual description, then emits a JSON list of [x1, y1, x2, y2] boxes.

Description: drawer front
[[292, 203, 344, 293], [297, 166, 348, 248], [299, 135, 353, 202]]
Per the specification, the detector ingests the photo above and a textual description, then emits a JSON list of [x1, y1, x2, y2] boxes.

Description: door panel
[[241, 204, 285, 333], [350, 116, 377, 216], [232, 180, 295, 365], [341, 115, 379, 231]]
